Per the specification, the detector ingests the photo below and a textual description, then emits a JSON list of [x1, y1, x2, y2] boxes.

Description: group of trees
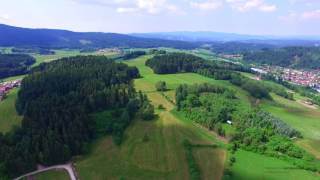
[[146, 52, 251, 80], [0, 56, 153, 178], [122, 51, 146, 60], [0, 54, 35, 79], [11, 48, 55, 55], [175, 83, 235, 135], [155, 81, 167, 92], [243, 47, 320, 69]]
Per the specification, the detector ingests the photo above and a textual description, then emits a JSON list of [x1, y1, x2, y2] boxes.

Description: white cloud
[[259, 4, 277, 12], [279, 9, 320, 22], [71, 0, 179, 14], [190, 0, 223, 10], [0, 14, 10, 20], [116, 7, 138, 13], [225, 0, 277, 12], [302, 9, 320, 20]]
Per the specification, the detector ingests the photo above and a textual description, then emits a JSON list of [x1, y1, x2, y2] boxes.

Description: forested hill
[[243, 47, 320, 69], [0, 24, 197, 49], [0, 54, 35, 79], [0, 56, 155, 178]]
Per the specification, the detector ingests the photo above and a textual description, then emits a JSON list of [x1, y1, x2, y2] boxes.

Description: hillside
[[131, 32, 320, 47], [0, 24, 197, 49], [243, 47, 320, 69]]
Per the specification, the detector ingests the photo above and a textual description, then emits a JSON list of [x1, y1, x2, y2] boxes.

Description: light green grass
[[0, 88, 22, 133], [32, 49, 89, 67], [231, 150, 320, 180], [34, 170, 69, 180]]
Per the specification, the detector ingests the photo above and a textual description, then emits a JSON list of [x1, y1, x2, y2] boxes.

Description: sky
[[0, 0, 320, 35]]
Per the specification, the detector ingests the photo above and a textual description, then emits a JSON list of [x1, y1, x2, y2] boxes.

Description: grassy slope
[[74, 55, 226, 180], [0, 88, 22, 133], [231, 150, 320, 180], [242, 72, 320, 159], [262, 93, 320, 158]]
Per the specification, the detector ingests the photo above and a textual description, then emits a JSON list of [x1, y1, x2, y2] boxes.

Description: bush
[[155, 81, 167, 91]]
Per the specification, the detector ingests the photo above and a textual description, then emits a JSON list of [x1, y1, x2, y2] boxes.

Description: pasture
[[0, 88, 22, 133], [231, 150, 320, 180]]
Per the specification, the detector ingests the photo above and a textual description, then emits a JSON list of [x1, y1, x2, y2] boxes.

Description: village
[[252, 65, 320, 92], [0, 79, 22, 101]]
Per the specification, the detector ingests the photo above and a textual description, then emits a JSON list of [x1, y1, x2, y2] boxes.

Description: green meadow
[[0, 88, 22, 133], [231, 150, 320, 180]]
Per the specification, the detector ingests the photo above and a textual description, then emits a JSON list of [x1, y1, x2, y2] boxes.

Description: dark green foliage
[[158, 104, 165, 110], [145, 53, 250, 77], [11, 48, 55, 55], [243, 47, 320, 69], [140, 101, 155, 121], [242, 80, 271, 99], [155, 81, 167, 91], [176, 83, 235, 131], [149, 49, 166, 55], [236, 110, 301, 138], [122, 51, 146, 60], [0, 54, 35, 78], [0, 56, 141, 178]]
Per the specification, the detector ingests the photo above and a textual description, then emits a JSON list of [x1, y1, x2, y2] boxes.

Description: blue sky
[[0, 0, 319, 35]]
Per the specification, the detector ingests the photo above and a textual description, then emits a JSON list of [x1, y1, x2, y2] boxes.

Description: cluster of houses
[[0, 80, 21, 101], [252, 65, 320, 93], [281, 69, 320, 91]]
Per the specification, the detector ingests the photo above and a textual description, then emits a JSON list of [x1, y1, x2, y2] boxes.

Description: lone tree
[[155, 81, 167, 91]]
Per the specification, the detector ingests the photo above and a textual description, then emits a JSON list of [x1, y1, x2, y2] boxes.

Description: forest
[[243, 47, 320, 69], [0, 54, 35, 79], [0, 56, 155, 178], [145, 52, 250, 76]]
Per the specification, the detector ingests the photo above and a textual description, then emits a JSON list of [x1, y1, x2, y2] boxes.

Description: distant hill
[[0, 24, 197, 49], [131, 32, 320, 47], [243, 47, 320, 69]]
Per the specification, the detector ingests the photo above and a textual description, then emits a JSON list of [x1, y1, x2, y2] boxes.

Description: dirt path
[[14, 163, 77, 180]]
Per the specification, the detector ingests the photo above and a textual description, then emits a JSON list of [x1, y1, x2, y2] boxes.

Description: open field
[[33, 170, 69, 180], [75, 91, 225, 180], [0, 88, 22, 133], [231, 150, 320, 180]]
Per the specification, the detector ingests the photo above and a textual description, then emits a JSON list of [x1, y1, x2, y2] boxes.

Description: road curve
[[14, 163, 77, 180]]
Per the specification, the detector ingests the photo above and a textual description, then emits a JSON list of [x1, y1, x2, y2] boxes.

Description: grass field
[[0, 88, 22, 133], [231, 150, 320, 180], [33, 170, 69, 180]]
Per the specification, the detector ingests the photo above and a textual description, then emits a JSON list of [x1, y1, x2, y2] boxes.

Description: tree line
[[0, 54, 35, 79], [243, 47, 320, 69]]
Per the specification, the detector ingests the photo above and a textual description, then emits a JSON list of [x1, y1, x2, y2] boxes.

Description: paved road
[[14, 163, 77, 180]]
